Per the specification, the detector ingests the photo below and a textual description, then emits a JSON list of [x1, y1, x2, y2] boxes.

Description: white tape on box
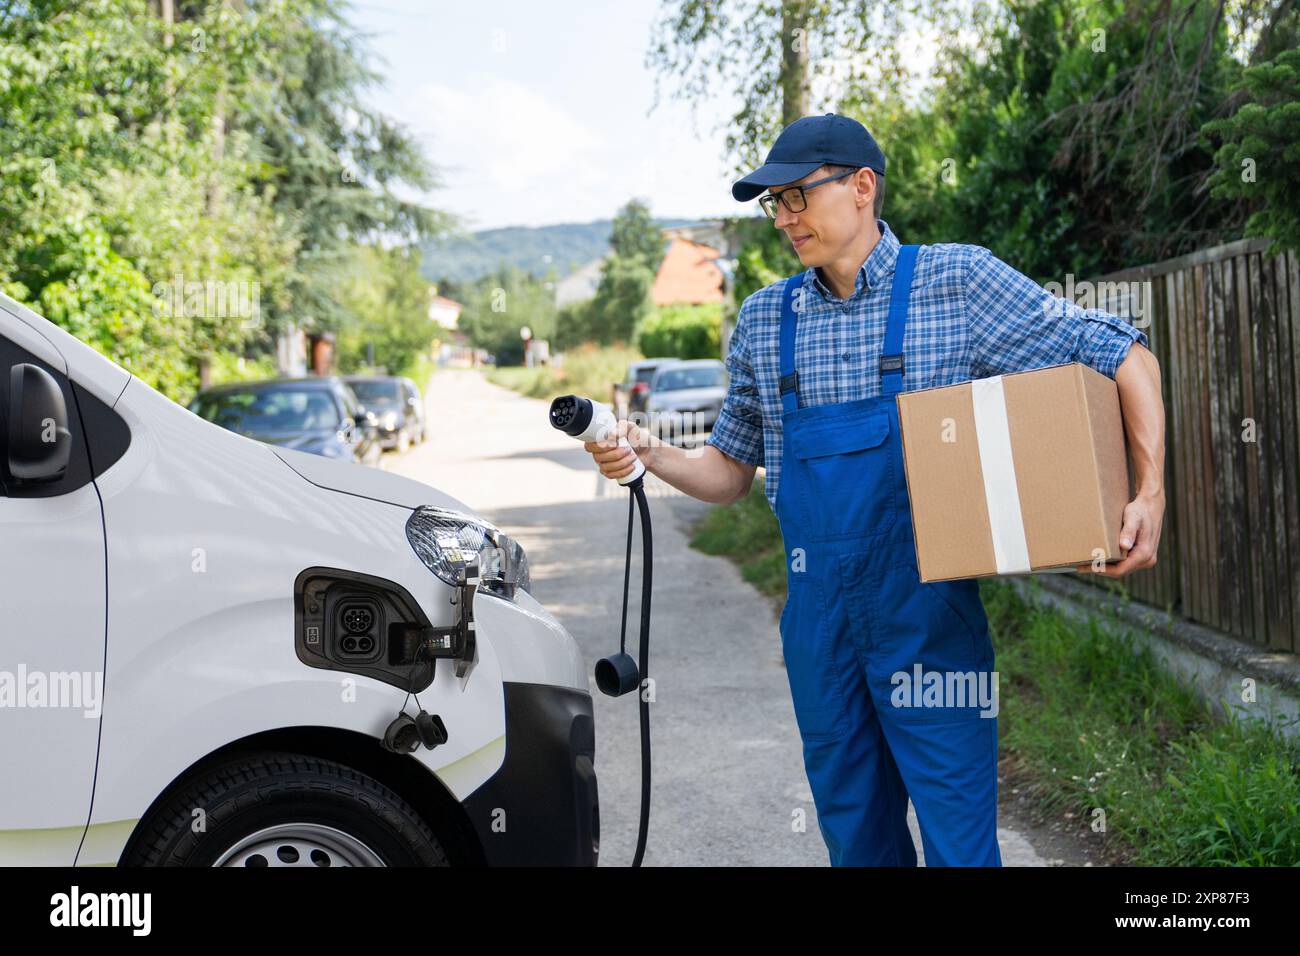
[[970, 376, 1032, 574]]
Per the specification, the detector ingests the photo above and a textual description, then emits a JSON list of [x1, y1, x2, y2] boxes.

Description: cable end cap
[[595, 652, 641, 697]]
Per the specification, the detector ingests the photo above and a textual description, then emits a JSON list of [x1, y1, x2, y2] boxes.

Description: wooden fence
[[1071, 237, 1299, 654]]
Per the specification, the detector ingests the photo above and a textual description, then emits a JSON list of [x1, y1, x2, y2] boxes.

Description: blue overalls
[[775, 244, 1002, 866]]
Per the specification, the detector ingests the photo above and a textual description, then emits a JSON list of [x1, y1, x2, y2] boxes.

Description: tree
[[590, 256, 654, 345], [729, 214, 802, 305], [0, 0, 451, 401], [554, 299, 600, 353], [224, 0, 453, 333], [570, 199, 664, 348], [1203, 46, 1300, 255], [649, 0, 1296, 283], [609, 199, 666, 273], [0, 0, 290, 398], [836, 0, 1279, 277], [456, 266, 557, 366], [334, 245, 438, 378], [647, 0, 957, 174]]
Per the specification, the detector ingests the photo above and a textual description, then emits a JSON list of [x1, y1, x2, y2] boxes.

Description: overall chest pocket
[[790, 411, 895, 541]]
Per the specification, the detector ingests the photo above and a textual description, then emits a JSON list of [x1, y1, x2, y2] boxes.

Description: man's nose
[[774, 202, 798, 229]]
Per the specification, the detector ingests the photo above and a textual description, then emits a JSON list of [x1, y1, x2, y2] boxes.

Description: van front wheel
[[122, 752, 450, 867]]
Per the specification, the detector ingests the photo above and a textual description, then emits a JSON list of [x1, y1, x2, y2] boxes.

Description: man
[[586, 113, 1166, 866]]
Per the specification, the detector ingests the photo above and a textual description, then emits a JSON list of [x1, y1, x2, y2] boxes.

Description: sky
[[348, 0, 747, 232]]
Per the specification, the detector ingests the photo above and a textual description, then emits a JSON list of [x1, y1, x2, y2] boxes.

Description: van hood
[[272, 445, 478, 515]]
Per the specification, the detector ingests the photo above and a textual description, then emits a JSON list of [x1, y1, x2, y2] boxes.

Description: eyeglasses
[[758, 168, 859, 219]]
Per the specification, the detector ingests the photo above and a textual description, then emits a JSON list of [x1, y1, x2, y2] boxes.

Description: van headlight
[[406, 505, 531, 600]]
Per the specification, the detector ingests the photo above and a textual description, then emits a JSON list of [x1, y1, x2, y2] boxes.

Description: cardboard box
[[896, 362, 1131, 582]]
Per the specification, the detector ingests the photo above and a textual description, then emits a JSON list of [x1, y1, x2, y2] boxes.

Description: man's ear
[[855, 168, 876, 209]]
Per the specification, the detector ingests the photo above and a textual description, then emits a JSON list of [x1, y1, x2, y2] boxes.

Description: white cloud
[[411, 78, 614, 227]]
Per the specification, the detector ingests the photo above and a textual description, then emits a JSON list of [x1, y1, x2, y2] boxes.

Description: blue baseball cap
[[732, 113, 886, 202]]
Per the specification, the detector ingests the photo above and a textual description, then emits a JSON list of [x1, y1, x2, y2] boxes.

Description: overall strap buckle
[[880, 244, 919, 396], [777, 273, 804, 414]]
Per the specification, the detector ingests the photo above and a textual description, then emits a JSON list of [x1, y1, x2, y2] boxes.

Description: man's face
[[765, 165, 872, 266]]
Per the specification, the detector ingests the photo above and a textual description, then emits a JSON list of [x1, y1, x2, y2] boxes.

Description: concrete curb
[[1007, 575, 1300, 742]]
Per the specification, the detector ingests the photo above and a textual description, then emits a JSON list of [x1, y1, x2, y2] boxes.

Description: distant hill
[[420, 218, 699, 285]]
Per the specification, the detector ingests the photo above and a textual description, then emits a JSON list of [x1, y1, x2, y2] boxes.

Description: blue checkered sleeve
[[706, 297, 765, 466], [965, 246, 1150, 380]]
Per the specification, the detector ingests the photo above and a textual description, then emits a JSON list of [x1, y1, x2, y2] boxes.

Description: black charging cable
[[546, 394, 654, 866], [595, 474, 653, 867]]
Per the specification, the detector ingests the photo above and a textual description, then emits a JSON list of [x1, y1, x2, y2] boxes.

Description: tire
[[122, 752, 450, 867]]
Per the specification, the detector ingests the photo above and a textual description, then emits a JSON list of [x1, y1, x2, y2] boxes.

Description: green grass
[[689, 476, 1300, 866], [486, 343, 644, 404], [403, 350, 437, 385], [985, 580, 1300, 865], [690, 476, 788, 598], [485, 365, 552, 398]]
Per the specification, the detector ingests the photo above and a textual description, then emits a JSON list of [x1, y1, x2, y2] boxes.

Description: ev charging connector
[[548, 395, 646, 485]]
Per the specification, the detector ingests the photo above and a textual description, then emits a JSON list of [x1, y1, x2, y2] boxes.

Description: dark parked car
[[343, 375, 426, 453], [613, 358, 676, 417], [189, 377, 381, 465], [646, 359, 727, 441]]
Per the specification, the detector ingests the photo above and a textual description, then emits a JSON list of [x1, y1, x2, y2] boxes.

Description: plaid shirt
[[706, 218, 1150, 513]]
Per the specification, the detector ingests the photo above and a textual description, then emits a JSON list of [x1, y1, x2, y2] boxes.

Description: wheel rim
[[212, 823, 386, 867]]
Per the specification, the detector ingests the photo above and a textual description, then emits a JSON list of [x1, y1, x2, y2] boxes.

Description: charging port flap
[[293, 566, 476, 692]]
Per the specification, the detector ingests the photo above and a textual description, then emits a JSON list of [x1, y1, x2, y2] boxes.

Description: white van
[[0, 292, 598, 867]]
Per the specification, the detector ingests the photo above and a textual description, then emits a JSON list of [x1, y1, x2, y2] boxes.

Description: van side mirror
[[7, 363, 71, 483]]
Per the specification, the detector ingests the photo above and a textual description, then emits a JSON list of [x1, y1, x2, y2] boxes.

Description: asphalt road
[[390, 368, 1054, 866]]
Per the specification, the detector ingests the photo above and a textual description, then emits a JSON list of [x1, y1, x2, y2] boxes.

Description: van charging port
[[293, 568, 476, 691], [337, 599, 382, 659]]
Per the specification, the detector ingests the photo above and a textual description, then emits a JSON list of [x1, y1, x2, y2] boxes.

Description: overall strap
[[778, 244, 918, 410], [778, 272, 802, 415], [881, 244, 918, 398]]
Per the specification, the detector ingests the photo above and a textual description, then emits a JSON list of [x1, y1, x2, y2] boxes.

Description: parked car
[[613, 358, 676, 417], [189, 377, 382, 467], [0, 289, 596, 867], [343, 374, 426, 453], [646, 359, 728, 441]]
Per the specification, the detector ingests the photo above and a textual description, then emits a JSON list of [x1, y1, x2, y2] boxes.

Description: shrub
[[637, 303, 722, 359]]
